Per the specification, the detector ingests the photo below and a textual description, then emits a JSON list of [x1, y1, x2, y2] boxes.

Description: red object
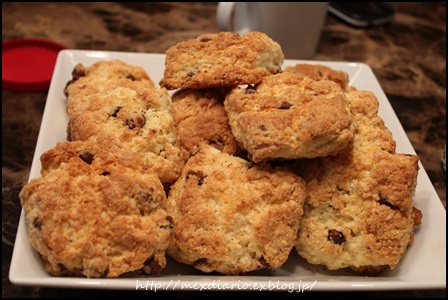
[[2, 39, 66, 92]]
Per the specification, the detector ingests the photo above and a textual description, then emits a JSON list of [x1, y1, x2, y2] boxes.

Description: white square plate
[[9, 50, 446, 292]]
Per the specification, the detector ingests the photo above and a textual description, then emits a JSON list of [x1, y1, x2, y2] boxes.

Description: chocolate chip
[[64, 64, 84, 94], [57, 263, 67, 273], [126, 114, 146, 129], [79, 152, 94, 165], [279, 102, 292, 109], [259, 125, 267, 131], [63, 64, 86, 96], [186, 170, 206, 186], [200, 37, 211, 42], [126, 74, 135, 81], [259, 256, 270, 268], [186, 71, 196, 77], [143, 257, 163, 275], [378, 194, 398, 209], [72, 64, 86, 79], [101, 171, 110, 176], [33, 217, 42, 230], [63, 80, 73, 96], [328, 229, 346, 245], [111, 106, 122, 117]]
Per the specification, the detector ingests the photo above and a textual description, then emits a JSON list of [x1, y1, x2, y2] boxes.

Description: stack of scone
[[19, 31, 422, 278], [284, 65, 422, 275], [20, 60, 184, 277]]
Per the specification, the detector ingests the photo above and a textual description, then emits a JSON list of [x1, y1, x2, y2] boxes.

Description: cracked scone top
[[159, 31, 284, 90], [166, 144, 306, 275], [19, 140, 172, 278], [224, 72, 356, 162]]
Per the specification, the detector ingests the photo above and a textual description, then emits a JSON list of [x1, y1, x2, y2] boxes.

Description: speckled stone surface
[[2, 2, 445, 298]]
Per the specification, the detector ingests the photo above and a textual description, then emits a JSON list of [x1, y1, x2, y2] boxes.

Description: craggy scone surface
[[294, 89, 422, 275], [66, 68, 184, 184], [284, 63, 350, 90], [67, 85, 184, 184], [224, 72, 356, 162], [64, 60, 155, 117], [171, 88, 239, 160], [166, 145, 306, 275], [19, 141, 172, 278], [159, 31, 284, 90]]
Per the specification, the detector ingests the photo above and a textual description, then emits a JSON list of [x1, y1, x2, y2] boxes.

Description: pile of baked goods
[[19, 31, 422, 278]]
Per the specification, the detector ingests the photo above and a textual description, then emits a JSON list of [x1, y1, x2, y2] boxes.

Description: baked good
[[166, 144, 306, 275], [224, 72, 356, 162], [67, 85, 184, 184], [294, 89, 421, 275], [171, 88, 238, 160], [346, 89, 396, 152], [65, 60, 183, 184], [19, 141, 172, 278], [284, 63, 350, 90], [64, 60, 155, 117], [159, 31, 284, 90]]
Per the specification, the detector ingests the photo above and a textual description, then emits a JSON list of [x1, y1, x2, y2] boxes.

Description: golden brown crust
[[64, 60, 155, 117], [345, 89, 396, 152], [19, 141, 172, 278], [224, 72, 356, 162], [159, 32, 284, 90], [412, 207, 423, 227], [171, 88, 239, 160], [294, 89, 421, 275], [166, 145, 306, 274], [350, 265, 388, 277], [284, 63, 350, 91], [66, 64, 184, 184]]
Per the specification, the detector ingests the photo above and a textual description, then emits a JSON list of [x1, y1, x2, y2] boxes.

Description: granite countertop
[[2, 2, 446, 298]]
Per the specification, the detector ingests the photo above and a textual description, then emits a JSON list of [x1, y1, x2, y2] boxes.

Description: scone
[[171, 88, 238, 160], [166, 144, 306, 275], [294, 89, 422, 276], [64, 60, 156, 117], [224, 72, 356, 162], [284, 63, 350, 90], [19, 141, 172, 278], [159, 31, 284, 90], [67, 85, 184, 184], [346, 89, 396, 152]]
